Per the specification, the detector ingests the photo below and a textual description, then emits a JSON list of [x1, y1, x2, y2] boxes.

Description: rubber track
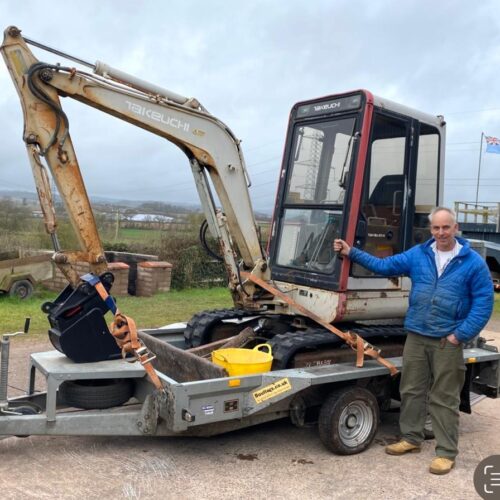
[[269, 324, 407, 370], [183, 308, 257, 347]]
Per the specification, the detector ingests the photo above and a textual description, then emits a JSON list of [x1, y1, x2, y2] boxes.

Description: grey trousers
[[399, 332, 466, 459]]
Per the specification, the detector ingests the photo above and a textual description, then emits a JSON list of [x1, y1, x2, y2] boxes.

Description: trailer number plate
[[253, 378, 292, 404]]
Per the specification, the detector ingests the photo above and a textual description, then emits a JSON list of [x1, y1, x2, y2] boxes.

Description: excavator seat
[[366, 174, 404, 227]]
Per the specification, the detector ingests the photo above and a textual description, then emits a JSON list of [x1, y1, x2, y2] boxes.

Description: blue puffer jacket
[[349, 237, 493, 342]]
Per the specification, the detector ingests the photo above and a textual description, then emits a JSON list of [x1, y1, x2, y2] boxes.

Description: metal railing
[[454, 201, 500, 230]]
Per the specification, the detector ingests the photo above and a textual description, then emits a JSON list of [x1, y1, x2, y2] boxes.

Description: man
[[334, 207, 493, 475]]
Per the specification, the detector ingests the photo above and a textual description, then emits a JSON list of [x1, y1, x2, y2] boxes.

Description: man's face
[[430, 210, 458, 251]]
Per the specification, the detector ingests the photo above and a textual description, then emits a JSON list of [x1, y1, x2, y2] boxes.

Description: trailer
[[1, 323, 499, 455], [0, 251, 52, 299]]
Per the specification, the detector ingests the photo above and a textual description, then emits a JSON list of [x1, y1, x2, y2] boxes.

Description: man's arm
[[453, 262, 494, 343], [334, 239, 412, 277]]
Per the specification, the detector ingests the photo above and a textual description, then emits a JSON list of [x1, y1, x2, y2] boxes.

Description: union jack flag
[[485, 135, 500, 154]]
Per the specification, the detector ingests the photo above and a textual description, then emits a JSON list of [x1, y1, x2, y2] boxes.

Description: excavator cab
[[269, 90, 445, 299]]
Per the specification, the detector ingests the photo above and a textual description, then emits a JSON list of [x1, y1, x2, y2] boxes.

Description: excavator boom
[[1, 26, 266, 295]]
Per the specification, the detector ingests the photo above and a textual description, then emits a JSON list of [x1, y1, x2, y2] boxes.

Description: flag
[[485, 135, 500, 154]]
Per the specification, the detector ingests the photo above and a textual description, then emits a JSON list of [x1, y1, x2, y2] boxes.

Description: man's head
[[428, 207, 459, 251]]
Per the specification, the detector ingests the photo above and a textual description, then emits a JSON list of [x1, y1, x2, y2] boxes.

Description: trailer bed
[[2, 330, 499, 445]]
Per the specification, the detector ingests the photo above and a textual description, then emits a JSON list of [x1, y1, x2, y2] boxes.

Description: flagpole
[[475, 131, 484, 207]]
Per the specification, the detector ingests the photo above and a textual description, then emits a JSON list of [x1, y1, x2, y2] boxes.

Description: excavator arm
[[1, 26, 267, 300], [0, 27, 406, 376]]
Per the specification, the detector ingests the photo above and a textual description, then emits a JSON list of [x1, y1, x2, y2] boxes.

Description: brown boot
[[429, 457, 455, 475], [385, 440, 421, 455]]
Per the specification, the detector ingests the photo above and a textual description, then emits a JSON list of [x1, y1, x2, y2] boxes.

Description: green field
[[0, 287, 232, 337]]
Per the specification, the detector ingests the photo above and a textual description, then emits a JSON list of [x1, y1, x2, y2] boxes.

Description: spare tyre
[[59, 378, 134, 409]]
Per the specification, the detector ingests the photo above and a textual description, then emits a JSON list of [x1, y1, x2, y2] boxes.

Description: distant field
[[0, 286, 232, 336], [112, 227, 164, 242]]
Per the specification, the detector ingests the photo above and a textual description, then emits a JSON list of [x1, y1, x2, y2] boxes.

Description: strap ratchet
[[81, 273, 164, 391]]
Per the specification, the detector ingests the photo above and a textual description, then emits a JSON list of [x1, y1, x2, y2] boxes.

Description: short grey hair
[[428, 206, 457, 224]]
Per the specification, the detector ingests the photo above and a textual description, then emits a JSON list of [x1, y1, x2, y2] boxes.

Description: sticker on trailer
[[201, 405, 215, 416], [252, 378, 292, 404]]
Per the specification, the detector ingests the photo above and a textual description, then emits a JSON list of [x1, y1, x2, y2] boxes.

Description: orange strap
[[241, 272, 398, 376], [351, 332, 365, 368], [110, 313, 164, 391], [92, 280, 164, 391]]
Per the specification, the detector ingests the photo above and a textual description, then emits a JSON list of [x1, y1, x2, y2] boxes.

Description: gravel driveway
[[1, 324, 499, 500]]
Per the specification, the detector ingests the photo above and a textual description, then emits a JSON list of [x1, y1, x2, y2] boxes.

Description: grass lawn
[[0, 287, 232, 337], [114, 227, 164, 242], [1, 287, 498, 338]]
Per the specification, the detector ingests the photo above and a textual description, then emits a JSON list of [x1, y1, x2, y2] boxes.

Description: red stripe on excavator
[[338, 91, 374, 293]]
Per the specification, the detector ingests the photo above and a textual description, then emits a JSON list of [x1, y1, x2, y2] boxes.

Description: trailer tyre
[[59, 378, 134, 409], [319, 386, 379, 455], [424, 414, 435, 440], [9, 279, 34, 299], [12, 405, 41, 437]]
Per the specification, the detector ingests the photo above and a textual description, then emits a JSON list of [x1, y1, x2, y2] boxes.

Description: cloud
[[0, 0, 498, 212]]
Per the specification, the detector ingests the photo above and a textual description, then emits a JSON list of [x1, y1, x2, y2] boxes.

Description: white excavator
[[2, 26, 499, 455], [1, 26, 446, 368]]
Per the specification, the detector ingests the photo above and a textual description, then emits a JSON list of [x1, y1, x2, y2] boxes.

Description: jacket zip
[[427, 245, 465, 281], [423, 250, 461, 331]]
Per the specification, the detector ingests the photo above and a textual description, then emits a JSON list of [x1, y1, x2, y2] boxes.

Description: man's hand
[[334, 239, 351, 257], [446, 333, 460, 345]]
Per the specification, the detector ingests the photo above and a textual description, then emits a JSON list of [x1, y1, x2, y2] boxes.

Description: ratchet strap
[[241, 272, 398, 376], [81, 274, 164, 391]]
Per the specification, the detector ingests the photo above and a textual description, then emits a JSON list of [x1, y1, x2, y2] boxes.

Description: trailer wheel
[[318, 386, 379, 455], [9, 279, 34, 299], [59, 378, 134, 409], [424, 414, 435, 440], [12, 405, 40, 437]]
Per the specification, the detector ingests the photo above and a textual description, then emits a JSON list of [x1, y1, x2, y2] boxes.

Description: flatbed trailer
[[1, 324, 499, 455]]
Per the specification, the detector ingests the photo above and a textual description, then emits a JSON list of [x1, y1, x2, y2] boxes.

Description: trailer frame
[[1, 325, 499, 454]]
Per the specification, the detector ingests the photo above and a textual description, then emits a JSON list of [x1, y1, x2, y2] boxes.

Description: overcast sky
[[0, 0, 499, 213]]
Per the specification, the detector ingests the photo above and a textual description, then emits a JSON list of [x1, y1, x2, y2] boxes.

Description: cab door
[[349, 111, 414, 290], [349, 111, 442, 291]]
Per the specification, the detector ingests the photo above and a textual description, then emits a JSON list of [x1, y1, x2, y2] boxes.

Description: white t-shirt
[[431, 240, 462, 277]]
